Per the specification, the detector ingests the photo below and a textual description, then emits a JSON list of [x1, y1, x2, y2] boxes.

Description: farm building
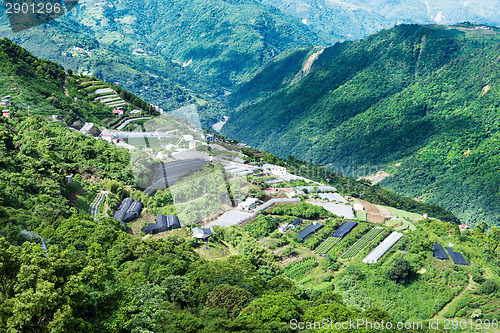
[[362, 231, 403, 263], [332, 221, 358, 238], [278, 218, 303, 233], [141, 215, 180, 235], [271, 166, 287, 176], [433, 244, 449, 260], [445, 247, 468, 265], [123, 201, 144, 222], [113, 197, 134, 223], [296, 222, 323, 241], [237, 198, 262, 211], [192, 227, 212, 240]]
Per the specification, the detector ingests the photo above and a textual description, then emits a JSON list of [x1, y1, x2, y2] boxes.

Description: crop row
[[315, 237, 341, 254], [341, 227, 384, 259]]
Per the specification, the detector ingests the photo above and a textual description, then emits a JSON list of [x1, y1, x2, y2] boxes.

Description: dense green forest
[[223, 23, 500, 227]]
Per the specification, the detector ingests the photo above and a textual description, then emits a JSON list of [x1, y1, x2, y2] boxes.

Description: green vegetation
[[315, 237, 341, 254], [341, 228, 384, 259], [224, 24, 500, 226]]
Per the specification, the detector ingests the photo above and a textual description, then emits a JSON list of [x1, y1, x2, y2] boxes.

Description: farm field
[[341, 227, 384, 259], [386, 206, 424, 220], [315, 237, 341, 254], [355, 211, 367, 221]]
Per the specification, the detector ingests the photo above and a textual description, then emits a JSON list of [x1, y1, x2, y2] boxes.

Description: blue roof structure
[[291, 218, 302, 227], [332, 221, 358, 238], [433, 244, 449, 260], [445, 247, 468, 265], [297, 223, 323, 241]]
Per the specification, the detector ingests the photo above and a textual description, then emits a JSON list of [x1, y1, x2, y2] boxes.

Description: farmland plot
[[341, 227, 384, 259], [315, 237, 341, 254]]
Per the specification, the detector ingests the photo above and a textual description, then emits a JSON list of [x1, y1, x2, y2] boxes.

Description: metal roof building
[[332, 221, 358, 238], [362, 231, 403, 264]]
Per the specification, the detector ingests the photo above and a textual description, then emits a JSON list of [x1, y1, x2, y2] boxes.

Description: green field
[[314, 237, 341, 254], [341, 227, 384, 259]]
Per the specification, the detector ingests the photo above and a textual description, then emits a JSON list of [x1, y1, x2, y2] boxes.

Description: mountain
[[0, 0, 323, 112], [256, 0, 500, 43], [222, 23, 500, 227]]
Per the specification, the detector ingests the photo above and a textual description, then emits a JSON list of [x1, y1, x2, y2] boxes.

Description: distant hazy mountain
[[256, 0, 500, 43], [223, 23, 500, 226]]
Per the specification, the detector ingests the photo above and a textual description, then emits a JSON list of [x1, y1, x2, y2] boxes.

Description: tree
[[205, 284, 253, 319], [387, 259, 415, 284], [238, 292, 301, 324]]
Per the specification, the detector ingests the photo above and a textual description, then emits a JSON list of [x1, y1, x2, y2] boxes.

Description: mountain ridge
[[222, 23, 500, 227]]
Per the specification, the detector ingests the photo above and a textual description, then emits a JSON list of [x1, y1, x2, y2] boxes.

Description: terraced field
[[315, 237, 341, 254], [341, 227, 384, 259]]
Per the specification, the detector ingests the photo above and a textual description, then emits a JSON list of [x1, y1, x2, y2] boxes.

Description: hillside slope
[[223, 24, 500, 226]]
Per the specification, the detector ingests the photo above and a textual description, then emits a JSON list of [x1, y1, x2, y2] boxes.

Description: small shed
[[290, 218, 302, 228], [192, 227, 212, 240]]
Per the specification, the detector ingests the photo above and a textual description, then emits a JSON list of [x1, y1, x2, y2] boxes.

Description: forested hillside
[[223, 24, 500, 226]]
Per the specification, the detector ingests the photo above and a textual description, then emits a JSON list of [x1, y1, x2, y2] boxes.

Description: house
[[205, 134, 215, 142], [129, 109, 141, 115], [112, 109, 124, 116], [459, 224, 470, 232], [237, 198, 262, 211], [271, 165, 286, 176], [266, 187, 296, 198], [183, 135, 194, 142], [189, 141, 196, 150], [278, 218, 303, 233], [65, 175, 73, 183], [192, 227, 212, 240], [2, 110, 10, 118]]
